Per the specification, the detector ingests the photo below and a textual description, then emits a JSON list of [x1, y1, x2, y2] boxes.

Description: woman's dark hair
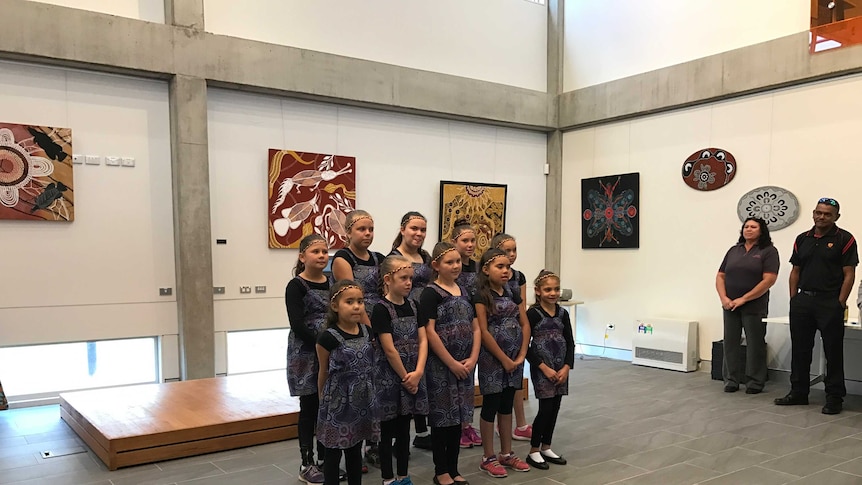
[[491, 233, 515, 249], [378, 255, 411, 297], [531, 269, 560, 307], [450, 218, 475, 242], [476, 248, 508, 315], [325, 279, 363, 328], [392, 211, 427, 250], [293, 234, 328, 277], [737, 217, 773, 248]]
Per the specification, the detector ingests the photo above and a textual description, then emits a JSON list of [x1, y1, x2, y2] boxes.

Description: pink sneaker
[[480, 456, 507, 478], [466, 425, 482, 446], [512, 424, 532, 441], [498, 452, 530, 472], [460, 428, 473, 448]]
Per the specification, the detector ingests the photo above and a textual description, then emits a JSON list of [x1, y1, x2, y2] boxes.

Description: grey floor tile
[[612, 431, 693, 452], [726, 421, 800, 440], [685, 447, 776, 474], [157, 448, 256, 471], [565, 443, 636, 468], [544, 460, 647, 485], [698, 465, 798, 485], [788, 469, 862, 484], [760, 450, 847, 478], [177, 464, 289, 484], [832, 457, 862, 477], [617, 445, 707, 471], [742, 423, 858, 456], [676, 431, 753, 454], [768, 409, 856, 428], [609, 463, 718, 485], [811, 436, 862, 459], [111, 462, 225, 485]]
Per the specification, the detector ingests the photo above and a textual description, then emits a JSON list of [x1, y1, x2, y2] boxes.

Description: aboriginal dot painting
[[268, 150, 356, 249], [439, 181, 507, 262], [737, 186, 800, 231], [681, 148, 737, 191], [0, 122, 73, 221], [581, 172, 639, 249]]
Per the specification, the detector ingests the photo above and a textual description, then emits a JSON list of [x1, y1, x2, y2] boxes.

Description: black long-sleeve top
[[285, 277, 330, 346]]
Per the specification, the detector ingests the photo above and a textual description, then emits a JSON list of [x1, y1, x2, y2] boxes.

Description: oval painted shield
[[681, 148, 737, 191]]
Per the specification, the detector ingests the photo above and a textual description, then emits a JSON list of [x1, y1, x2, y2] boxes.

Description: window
[[226, 328, 289, 374], [0, 337, 158, 399]]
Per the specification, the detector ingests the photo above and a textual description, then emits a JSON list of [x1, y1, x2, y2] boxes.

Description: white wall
[[564, 0, 810, 91], [0, 61, 176, 346], [203, 0, 548, 91], [208, 89, 548, 332], [27, 0, 164, 22], [562, 74, 862, 363]]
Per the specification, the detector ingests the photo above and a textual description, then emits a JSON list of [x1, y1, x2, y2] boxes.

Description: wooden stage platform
[[60, 371, 528, 470], [60, 371, 299, 470]]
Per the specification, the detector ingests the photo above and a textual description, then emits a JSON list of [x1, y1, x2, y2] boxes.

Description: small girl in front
[[474, 249, 531, 478], [490, 233, 532, 442], [419, 242, 481, 485], [372, 256, 429, 485], [524, 270, 572, 469], [317, 280, 379, 485], [285, 234, 331, 485]]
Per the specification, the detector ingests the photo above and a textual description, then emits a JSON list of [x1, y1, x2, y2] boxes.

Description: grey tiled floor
[[3, 358, 862, 484]]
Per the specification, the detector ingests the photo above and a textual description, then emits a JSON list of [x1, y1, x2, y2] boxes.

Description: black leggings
[[324, 443, 362, 485], [530, 395, 563, 448], [380, 414, 411, 479], [414, 414, 429, 434], [298, 394, 325, 462], [480, 387, 516, 422], [431, 425, 461, 477]]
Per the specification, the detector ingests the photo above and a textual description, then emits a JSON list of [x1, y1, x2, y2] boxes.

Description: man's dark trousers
[[789, 292, 846, 400]]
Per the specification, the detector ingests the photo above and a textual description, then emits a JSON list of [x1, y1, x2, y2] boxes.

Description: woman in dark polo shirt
[[715, 217, 779, 394]]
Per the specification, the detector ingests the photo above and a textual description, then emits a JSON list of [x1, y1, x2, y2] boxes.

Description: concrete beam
[[544, 0, 564, 273], [169, 75, 215, 380], [559, 31, 862, 129], [0, 0, 551, 130]]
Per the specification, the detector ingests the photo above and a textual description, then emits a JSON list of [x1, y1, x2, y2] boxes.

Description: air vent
[[634, 347, 683, 364]]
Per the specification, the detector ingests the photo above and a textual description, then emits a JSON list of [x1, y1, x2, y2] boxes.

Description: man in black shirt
[[775, 198, 858, 414]]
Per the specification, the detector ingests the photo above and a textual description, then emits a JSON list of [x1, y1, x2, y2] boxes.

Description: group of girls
[[285, 210, 575, 485]]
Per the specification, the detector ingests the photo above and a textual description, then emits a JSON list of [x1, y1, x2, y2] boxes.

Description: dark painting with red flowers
[[267, 150, 355, 249], [581, 172, 639, 249]]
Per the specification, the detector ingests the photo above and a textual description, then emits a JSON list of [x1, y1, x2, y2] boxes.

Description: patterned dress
[[286, 277, 330, 396], [390, 249, 432, 304], [506, 268, 524, 301], [374, 299, 429, 421], [477, 287, 524, 395], [317, 324, 380, 449], [340, 249, 383, 318], [456, 261, 478, 299], [529, 306, 571, 399], [424, 284, 476, 428]]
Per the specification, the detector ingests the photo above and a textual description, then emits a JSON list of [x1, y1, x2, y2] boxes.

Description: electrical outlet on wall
[[606, 324, 615, 330]]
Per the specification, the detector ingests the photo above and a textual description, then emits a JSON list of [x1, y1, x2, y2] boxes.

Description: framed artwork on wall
[[0, 122, 74, 221], [267, 150, 355, 249], [439, 180, 507, 262], [581, 172, 639, 249]]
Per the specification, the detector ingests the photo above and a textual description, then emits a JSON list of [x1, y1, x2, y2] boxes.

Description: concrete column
[[169, 75, 215, 380], [545, 0, 564, 272], [164, 0, 204, 30]]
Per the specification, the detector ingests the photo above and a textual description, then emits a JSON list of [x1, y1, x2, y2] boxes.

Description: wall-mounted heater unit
[[632, 318, 699, 372]]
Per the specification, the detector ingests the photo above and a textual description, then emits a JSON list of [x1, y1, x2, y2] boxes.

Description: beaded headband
[[482, 254, 507, 269], [432, 247, 457, 263], [452, 226, 475, 240], [535, 272, 559, 285], [401, 215, 426, 227], [494, 237, 515, 249], [330, 284, 362, 302], [345, 215, 373, 231], [384, 264, 413, 279], [301, 238, 328, 251]]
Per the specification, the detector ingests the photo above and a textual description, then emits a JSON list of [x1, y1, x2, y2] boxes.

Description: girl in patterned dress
[[372, 256, 429, 485], [449, 218, 482, 448], [490, 233, 532, 442], [524, 271, 572, 470], [419, 242, 481, 485], [474, 249, 531, 477], [285, 234, 330, 485], [389, 211, 433, 450], [317, 280, 380, 485], [332, 210, 385, 469]]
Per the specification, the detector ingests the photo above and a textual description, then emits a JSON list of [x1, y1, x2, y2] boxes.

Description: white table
[[764, 316, 862, 385]]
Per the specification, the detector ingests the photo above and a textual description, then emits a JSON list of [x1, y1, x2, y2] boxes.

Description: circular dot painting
[[681, 148, 737, 191], [737, 186, 800, 231]]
